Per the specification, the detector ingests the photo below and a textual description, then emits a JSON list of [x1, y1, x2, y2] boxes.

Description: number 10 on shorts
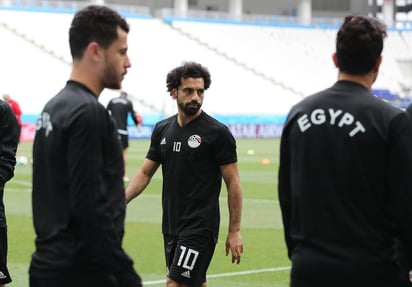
[[177, 246, 199, 270]]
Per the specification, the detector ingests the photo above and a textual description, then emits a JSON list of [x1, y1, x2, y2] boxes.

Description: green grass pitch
[[5, 138, 291, 286]]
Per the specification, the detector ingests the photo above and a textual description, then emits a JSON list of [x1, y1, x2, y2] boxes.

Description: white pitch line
[[143, 279, 165, 285], [143, 266, 291, 285], [8, 180, 32, 187], [208, 266, 291, 278]]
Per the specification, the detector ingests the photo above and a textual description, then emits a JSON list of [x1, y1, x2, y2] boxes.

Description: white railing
[[0, 0, 151, 16], [1, 0, 411, 29]]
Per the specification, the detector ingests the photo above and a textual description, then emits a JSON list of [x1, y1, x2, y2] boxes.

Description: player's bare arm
[[221, 162, 243, 264], [125, 158, 160, 203]]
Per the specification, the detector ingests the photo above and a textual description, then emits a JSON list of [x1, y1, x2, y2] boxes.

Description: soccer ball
[[17, 156, 29, 166]]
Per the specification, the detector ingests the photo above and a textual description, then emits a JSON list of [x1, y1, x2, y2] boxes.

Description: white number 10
[[177, 246, 199, 270], [173, 142, 181, 152]]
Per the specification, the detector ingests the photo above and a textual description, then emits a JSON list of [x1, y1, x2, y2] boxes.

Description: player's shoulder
[[197, 112, 234, 140], [405, 103, 412, 115], [200, 111, 226, 128], [154, 114, 176, 130], [0, 99, 9, 109], [45, 82, 105, 118], [0, 100, 13, 120], [158, 114, 175, 124]]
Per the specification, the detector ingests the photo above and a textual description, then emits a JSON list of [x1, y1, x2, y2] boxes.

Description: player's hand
[[225, 231, 243, 264]]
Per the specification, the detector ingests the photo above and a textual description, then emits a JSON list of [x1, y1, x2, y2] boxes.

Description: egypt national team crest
[[188, 135, 202, 148]]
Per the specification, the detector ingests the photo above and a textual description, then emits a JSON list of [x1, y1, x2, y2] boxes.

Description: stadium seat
[[0, 8, 411, 117]]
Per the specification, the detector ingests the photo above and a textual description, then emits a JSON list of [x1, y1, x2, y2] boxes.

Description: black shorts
[[0, 227, 11, 284], [163, 234, 216, 287], [119, 134, 129, 149]]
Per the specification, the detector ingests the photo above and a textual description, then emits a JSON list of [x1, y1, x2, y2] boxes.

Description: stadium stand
[[171, 20, 412, 99], [0, 8, 303, 117], [0, 9, 72, 63], [0, 6, 411, 119], [171, 21, 330, 95], [0, 15, 71, 114]]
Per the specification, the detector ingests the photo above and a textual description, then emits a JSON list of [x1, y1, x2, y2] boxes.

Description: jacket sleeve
[[278, 119, 293, 259], [388, 112, 412, 272], [67, 103, 132, 271], [0, 102, 19, 184], [128, 101, 139, 125]]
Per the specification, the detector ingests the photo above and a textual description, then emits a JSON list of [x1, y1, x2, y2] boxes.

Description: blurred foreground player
[[0, 100, 19, 286], [2, 94, 21, 143], [278, 15, 412, 287]]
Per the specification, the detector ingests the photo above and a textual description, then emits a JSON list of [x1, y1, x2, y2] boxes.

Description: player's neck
[[177, 110, 202, 127], [337, 71, 376, 90], [70, 63, 103, 97]]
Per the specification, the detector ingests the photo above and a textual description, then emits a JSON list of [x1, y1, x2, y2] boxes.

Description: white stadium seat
[[0, 9, 411, 116]]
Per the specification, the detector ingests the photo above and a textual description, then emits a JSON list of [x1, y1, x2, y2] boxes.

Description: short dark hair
[[336, 15, 387, 75], [69, 5, 130, 59], [166, 62, 212, 92]]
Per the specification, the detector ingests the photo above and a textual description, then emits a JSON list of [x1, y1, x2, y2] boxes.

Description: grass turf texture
[[5, 138, 291, 286]]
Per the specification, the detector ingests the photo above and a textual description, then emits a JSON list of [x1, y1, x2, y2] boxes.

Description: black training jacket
[[278, 80, 412, 286], [30, 81, 136, 278], [0, 100, 18, 227], [0, 100, 18, 185]]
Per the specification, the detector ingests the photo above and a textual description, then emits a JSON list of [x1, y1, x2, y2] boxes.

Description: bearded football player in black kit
[[126, 62, 244, 287], [30, 5, 141, 287], [278, 15, 412, 287]]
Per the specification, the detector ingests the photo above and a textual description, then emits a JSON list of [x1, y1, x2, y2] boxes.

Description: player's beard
[[179, 100, 201, 116], [102, 54, 123, 90]]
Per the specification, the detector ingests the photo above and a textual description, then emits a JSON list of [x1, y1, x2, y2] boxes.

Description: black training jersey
[[0, 100, 18, 185], [30, 81, 135, 277], [0, 100, 18, 227], [278, 80, 412, 285], [147, 111, 237, 239], [107, 96, 138, 135]]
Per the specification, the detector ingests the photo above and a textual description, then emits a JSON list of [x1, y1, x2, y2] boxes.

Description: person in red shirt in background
[[2, 94, 22, 142]]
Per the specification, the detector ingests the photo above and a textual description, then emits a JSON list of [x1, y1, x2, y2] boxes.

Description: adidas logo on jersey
[[0, 271, 7, 279], [161, 138, 166, 145], [181, 270, 191, 278]]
